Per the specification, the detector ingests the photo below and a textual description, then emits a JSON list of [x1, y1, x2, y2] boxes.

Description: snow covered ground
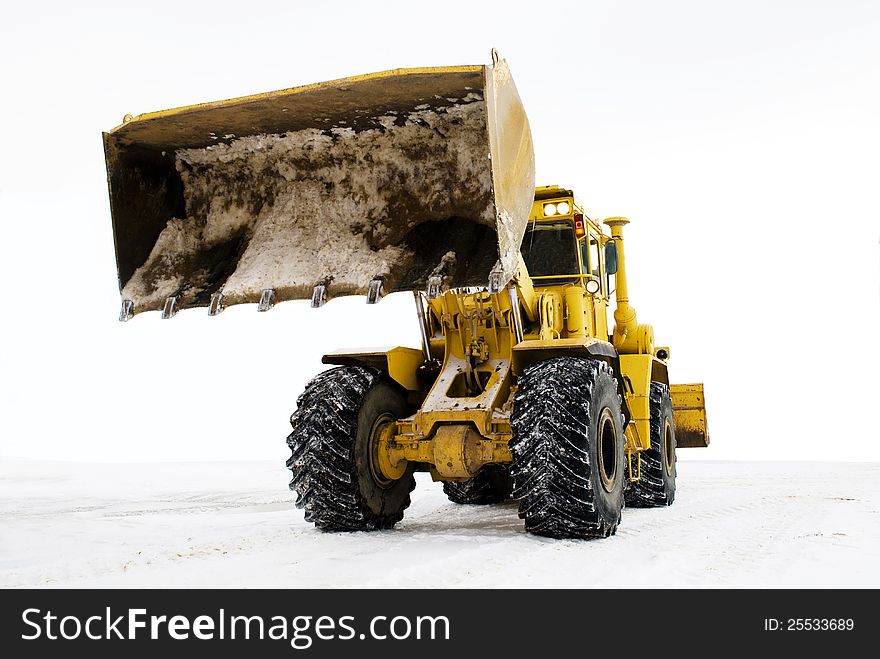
[[1, 459, 877, 588]]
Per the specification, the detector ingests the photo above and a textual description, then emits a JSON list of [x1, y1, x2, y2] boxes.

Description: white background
[[1, 0, 878, 464]]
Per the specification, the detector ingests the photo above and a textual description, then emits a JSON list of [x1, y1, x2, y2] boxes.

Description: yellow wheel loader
[[103, 52, 709, 539]]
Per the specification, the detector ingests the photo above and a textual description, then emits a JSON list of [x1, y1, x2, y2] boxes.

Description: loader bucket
[[104, 56, 535, 318]]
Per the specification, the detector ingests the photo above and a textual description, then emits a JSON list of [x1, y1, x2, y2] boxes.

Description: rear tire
[[510, 357, 626, 539], [625, 382, 676, 507], [442, 466, 513, 505], [286, 366, 416, 531]]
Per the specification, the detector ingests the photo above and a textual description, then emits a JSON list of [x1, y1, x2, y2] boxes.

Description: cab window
[[521, 220, 580, 285], [587, 231, 603, 293]]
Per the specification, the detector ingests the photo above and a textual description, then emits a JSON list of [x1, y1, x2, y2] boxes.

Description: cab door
[[581, 228, 609, 341]]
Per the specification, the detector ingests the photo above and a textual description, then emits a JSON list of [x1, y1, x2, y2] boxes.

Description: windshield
[[521, 220, 580, 284]]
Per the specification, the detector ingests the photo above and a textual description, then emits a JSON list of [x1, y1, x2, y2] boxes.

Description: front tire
[[625, 382, 677, 507], [286, 367, 416, 531], [510, 357, 626, 539]]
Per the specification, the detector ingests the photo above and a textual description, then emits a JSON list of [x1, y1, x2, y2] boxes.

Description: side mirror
[[604, 241, 618, 275]]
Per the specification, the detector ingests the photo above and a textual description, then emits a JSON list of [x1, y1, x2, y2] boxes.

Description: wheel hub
[[597, 407, 619, 492], [369, 413, 405, 487], [663, 419, 675, 472]]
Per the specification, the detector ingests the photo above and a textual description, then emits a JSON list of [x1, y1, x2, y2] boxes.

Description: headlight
[[585, 278, 601, 295], [542, 201, 572, 217]]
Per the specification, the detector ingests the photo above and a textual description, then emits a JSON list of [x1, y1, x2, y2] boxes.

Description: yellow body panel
[[323, 346, 426, 392], [619, 354, 654, 451], [511, 336, 616, 374]]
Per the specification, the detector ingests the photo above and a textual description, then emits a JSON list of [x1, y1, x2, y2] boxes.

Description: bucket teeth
[[488, 261, 505, 294], [426, 276, 443, 300], [366, 278, 384, 304], [258, 289, 275, 312], [311, 285, 327, 308], [161, 296, 178, 319], [208, 293, 224, 316], [119, 299, 134, 322]]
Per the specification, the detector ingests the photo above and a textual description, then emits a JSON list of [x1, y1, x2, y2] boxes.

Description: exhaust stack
[[603, 217, 654, 355]]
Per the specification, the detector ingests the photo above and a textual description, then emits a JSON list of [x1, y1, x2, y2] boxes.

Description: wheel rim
[[597, 407, 618, 492], [368, 412, 396, 489], [663, 418, 675, 472]]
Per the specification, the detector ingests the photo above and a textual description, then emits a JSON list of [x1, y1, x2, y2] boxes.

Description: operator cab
[[521, 185, 605, 291]]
